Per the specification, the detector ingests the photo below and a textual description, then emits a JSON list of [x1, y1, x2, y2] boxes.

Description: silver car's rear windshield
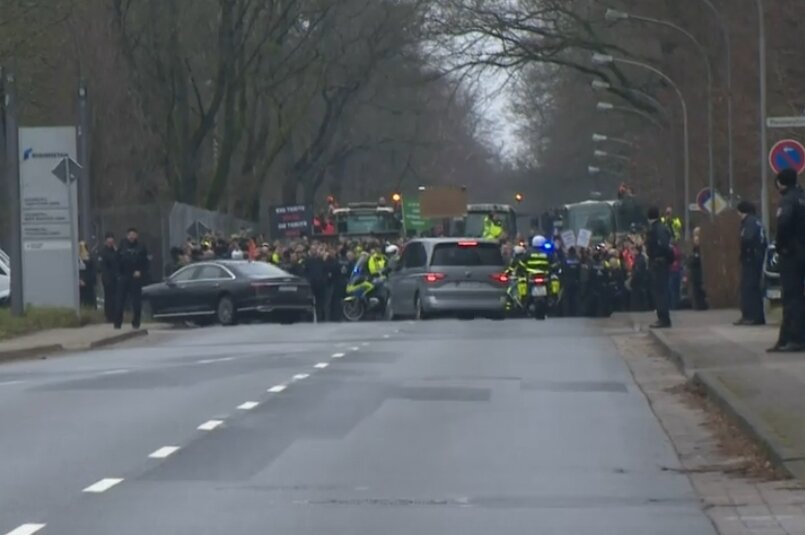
[[430, 242, 503, 267]]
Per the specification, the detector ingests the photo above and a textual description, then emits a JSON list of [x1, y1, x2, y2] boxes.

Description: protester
[[78, 241, 96, 308], [736, 202, 765, 325], [98, 232, 118, 322], [768, 169, 805, 352], [646, 206, 672, 328]]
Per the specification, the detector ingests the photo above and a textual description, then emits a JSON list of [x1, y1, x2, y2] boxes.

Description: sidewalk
[[0, 324, 150, 362], [634, 309, 805, 483]]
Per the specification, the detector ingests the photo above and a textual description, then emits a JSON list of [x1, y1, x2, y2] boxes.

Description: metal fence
[[96, 202, 257, 282]]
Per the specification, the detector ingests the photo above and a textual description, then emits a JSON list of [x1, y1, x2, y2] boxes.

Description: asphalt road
[[0, 318, 716, 535]]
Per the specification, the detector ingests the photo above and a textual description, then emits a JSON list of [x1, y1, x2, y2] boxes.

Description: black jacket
[[98, 245, 118, 285], [646, 220, 672, 263], [305, 256, 328, 289], [775, 186, 805, 258], [739, 214, 766, 263], [117, 239, 150, 279]]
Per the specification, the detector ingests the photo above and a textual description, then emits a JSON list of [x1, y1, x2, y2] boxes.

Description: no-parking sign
[[769, 139, 805, 175]]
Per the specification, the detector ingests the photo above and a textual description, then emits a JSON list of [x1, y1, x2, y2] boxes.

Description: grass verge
[[0, 307, 106, 341]]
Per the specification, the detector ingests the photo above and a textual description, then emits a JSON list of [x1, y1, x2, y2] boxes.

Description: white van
[[0, 248, 10, 304]]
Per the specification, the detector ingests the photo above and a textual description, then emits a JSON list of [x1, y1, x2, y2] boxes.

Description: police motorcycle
[[504, 245, 536, 318], [341, 247, 395, 322]]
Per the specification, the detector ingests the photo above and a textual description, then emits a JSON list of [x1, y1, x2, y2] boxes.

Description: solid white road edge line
[[83, 478, 124, 493], [0, 380, 25, 386], [332, 352, 345, 358], [313, 362, 329, 369], [268, 385, 287, 393], [292, 374, 310, 381], [100, 369, 129, 375], [4, 524, 46, 535], [197, 420, 224, 431], [148, 446, 180, 459], [237, 401, 259, 410]]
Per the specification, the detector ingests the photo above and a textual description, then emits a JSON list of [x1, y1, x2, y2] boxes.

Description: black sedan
[[143, 260, 315, 325]]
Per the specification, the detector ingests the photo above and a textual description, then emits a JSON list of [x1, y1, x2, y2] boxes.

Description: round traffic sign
[[769, 139, 805, 175], [696, 188, 712, 212]]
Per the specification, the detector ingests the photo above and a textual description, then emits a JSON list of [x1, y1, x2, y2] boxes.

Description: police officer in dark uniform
[[114, 227, 150, 329], [735, 201, 766, 325], [98, 232, 118, 323], [646, 206, 672, 328], [768, 169, 805, 352], [561, 246, 581, 317]]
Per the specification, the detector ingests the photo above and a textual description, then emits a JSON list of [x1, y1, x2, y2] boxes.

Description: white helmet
[[513, 245, 526, 255], [385, 244, 399, 256], [532, 235, 546, 249]]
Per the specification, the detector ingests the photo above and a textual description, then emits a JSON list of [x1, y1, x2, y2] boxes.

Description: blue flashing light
[[543, 242, 554, 251]]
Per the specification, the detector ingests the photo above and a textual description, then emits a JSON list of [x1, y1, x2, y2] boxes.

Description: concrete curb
[[0, 344, 64, 363], [646, 328, 689, 377], [646, 323, 805, 483], [692, 371, 805, 482], [0, 329, 149, 364], [88, 329, 148, 349]]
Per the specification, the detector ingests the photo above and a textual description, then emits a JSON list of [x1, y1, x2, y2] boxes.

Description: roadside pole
[[4, 71, 23, 316], [77, 82, 92, 244]]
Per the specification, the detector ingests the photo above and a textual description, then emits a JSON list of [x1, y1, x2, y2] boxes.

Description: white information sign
[[576, 228, 592, 249], [18, 127, 80, 311], [560, 230, 576, 248]]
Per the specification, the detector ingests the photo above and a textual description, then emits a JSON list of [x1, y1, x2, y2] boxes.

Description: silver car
[[386, 238, 508, 320]]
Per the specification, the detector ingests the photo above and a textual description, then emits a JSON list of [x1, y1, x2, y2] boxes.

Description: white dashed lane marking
[[350, 346, 360, 351], [196, 356, 236, 364], [268, 385, 287, 393], [197, 420, 224, 431], [292, 374, 310, 381], [0, 380, 25, 387], [100, 369, 129, 376], [313, 362, 329, 369], [361, 342, 369, 347], [383, 334, 390, 338], [148, 446, 180, 459], [332, 352, 345, 358], [4, 524, 46, 535], [237, 401, 259, 410], [83, 478, 124, 493]]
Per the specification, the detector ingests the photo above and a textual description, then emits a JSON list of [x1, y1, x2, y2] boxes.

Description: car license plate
[[278, 286, 297, 292], [767, 288, 781, 300], [531, 286, 547, 297]]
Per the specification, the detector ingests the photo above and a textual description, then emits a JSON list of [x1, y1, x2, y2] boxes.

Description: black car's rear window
[[430, 242, 503, 267], [232, 262, 290, 278]]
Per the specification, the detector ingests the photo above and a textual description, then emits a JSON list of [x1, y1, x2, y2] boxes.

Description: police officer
[[98, 232, 118, 323], [482, 212, 503, 240], [768, 169, 805, 352], [735, 201, 766, 325], [561, 246, 581, 317], [646, 206, 672, 328], [114, 227, 150, 330], [661, 206, 683, 242]]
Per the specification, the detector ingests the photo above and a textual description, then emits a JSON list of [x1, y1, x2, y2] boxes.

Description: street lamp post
[[606, 8, 715, 221], [596, 101, 665, 129], [593, 53, 692, 241], [592, 133, 636, 148], [754, 0, 769, 230], [698, 0, 736, 201], [591, 80, 670, 119], [594, 149, 633, 164]]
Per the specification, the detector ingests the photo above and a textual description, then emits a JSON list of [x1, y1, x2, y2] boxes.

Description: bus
[[332, 203, 402, 239], [561, 198, 645, 243]]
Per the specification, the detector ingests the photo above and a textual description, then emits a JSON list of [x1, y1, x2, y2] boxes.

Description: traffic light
[[391, 192, 402, 203], [514, 192, 524, 203]]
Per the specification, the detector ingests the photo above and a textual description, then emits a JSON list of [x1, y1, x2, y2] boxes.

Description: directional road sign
[[51, 157, 82, 184], [767, 116, 805, 129], [696, 187, 727, 215], [769, 139, 805, 175]]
